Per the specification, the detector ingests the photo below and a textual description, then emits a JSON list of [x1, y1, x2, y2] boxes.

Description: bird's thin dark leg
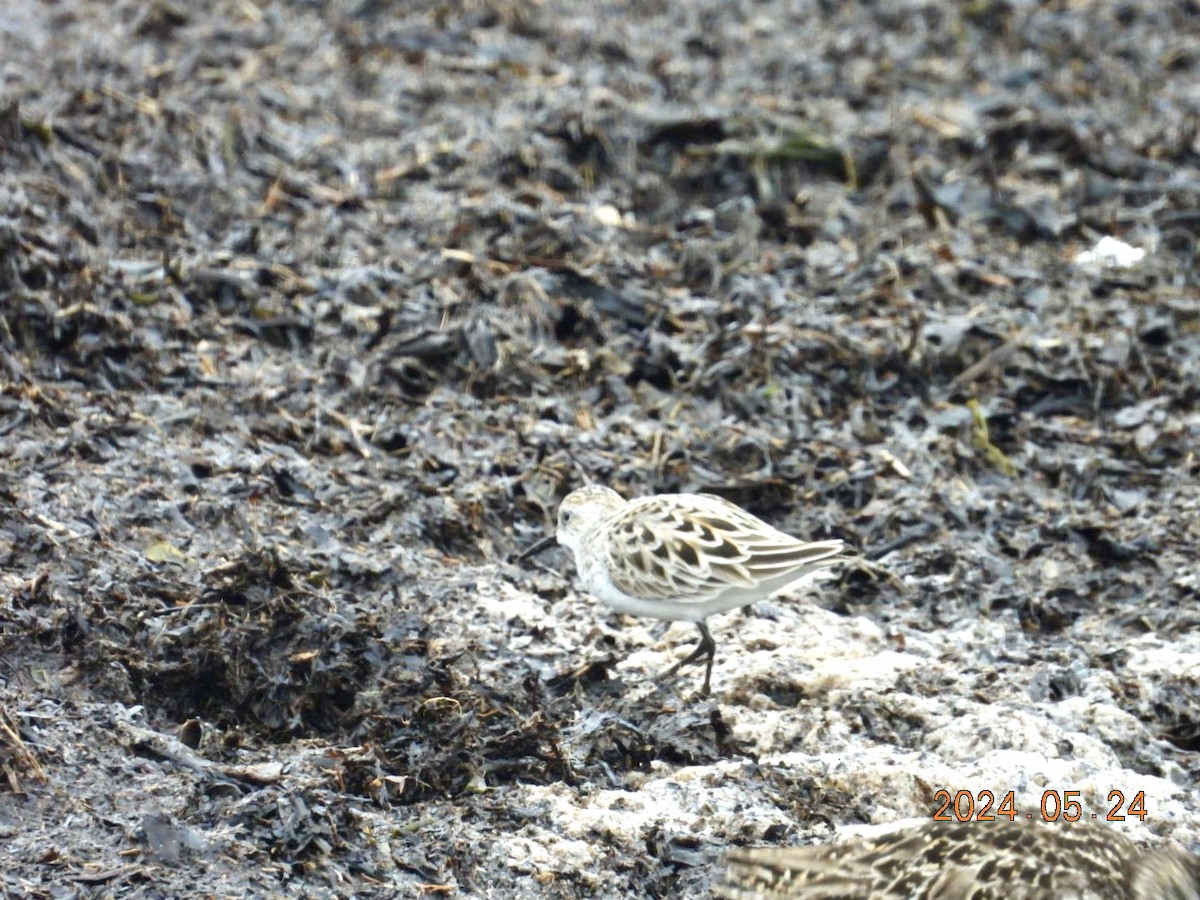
[[664, 621, 717, 696]]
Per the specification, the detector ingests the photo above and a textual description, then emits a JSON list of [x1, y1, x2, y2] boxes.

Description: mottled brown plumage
[[717, 821, 1200, 900]]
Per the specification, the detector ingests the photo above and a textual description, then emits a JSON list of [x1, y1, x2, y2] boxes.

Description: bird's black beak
[[515, 533, 557, 563]]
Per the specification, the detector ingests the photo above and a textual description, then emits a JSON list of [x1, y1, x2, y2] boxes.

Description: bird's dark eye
[[561, 510, 573, 524]]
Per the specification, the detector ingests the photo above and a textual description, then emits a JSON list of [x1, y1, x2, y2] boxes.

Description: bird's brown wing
[[602, 493, 843, 604]]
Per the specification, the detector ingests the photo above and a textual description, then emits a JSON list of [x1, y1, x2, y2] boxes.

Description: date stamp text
[[932, 789, 1148, 823]]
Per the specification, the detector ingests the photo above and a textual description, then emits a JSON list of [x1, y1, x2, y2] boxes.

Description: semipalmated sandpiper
[[717, 820, 1200, 899], [521, 486, 848, 694]]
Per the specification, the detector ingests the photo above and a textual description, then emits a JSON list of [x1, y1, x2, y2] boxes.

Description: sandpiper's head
[[556, 485, 624, 553]]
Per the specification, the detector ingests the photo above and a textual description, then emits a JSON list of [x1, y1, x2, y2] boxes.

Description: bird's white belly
[[576, 552, 834, 623], [578, 559, 717, 623]]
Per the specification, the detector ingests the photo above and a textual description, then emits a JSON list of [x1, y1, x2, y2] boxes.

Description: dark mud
[[2, 1, 1198, 897]]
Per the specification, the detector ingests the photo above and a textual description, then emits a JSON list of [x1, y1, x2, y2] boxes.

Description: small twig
[[116, 721, 282, 785], [65, 866, 146, 885], [0, 705, 48, 783], [946, 327, 1031, 393], [865, 522, 937, 561]]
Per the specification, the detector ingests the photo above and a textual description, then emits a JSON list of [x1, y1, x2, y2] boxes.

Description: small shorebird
[[520, 485, 849, 694], [716, 820, 1200, 900]]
